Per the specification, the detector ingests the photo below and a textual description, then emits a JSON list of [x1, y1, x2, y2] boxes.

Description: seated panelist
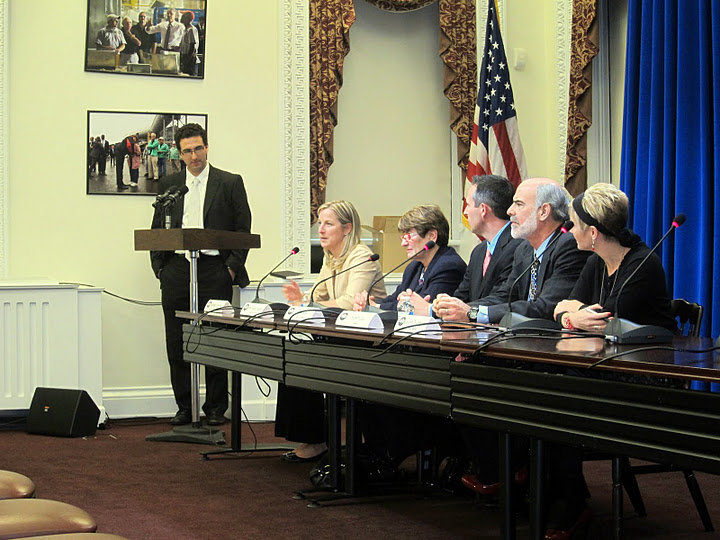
[[397, 174, 522, 317], [276, 200, 385, 463], [352, 205, 466, 468], [435, 177, 589, 323], [542, 183, 678, 538], [352, 204, 466, 312], [554, 182, 675, 332]]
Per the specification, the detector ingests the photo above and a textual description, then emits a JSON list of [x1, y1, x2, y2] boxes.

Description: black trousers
[[274, 384, 325, 444], [160, 254, 233, 414], [460, 427, 528, 483], [358, 403, 462, 465], [115, 149, 126, 187]]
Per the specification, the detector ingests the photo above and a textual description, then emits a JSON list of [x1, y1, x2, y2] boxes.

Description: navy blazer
[[477, 229, 590, 323], [378, 245, 466, 310], [149, 165, 252, 287], [454, 225, 524, 303]]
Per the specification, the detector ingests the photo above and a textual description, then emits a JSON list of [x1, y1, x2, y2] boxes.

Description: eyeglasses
[[180, 145, 206, 157], [400, 231, 420, 242]]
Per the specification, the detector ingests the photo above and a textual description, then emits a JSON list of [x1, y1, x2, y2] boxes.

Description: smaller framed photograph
[[84, 0, 207, 79], [87, 111, 208, 196]]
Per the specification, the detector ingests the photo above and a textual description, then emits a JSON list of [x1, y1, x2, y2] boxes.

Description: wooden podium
[[134, 228, 261, 444]]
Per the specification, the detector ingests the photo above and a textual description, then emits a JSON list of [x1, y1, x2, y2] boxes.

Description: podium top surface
[[134, 229, 261, 251]]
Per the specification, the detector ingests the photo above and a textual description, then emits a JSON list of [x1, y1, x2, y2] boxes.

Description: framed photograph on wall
[[84, 1, 207, 79], [87, 111, 208, 195]]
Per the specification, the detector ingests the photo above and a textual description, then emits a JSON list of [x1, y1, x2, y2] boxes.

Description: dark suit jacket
[[378, 245, 467, 310], [150, 165, 252, 287], [454, 225, 524, 303], [476, 229, 590, 323]]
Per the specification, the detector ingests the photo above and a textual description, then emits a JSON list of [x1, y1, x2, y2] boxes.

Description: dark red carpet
[[1, 418, 718, 539]]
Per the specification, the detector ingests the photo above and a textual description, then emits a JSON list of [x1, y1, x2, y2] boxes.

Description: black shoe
[[170, 410, 191, 425], [117, 184, 129, 190], [281, 450, 327, 463], [204, 412, 227, 426]]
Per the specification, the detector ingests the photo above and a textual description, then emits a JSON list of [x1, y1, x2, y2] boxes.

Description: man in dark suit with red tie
[[405, 174, 522, 317], [150, 123, 252, 426]]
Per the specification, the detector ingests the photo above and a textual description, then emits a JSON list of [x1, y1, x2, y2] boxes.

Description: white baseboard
[[103, 384, 277, 422]]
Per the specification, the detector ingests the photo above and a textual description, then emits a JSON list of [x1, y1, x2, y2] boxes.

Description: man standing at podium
[[150, 123, 252, 426]]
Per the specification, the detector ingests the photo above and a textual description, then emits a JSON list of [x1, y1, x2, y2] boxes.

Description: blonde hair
[[572, 183, 629, 236], [317, 200, 362, 269]]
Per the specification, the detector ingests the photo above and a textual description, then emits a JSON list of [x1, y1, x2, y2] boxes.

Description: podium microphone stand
[[135, 219, 260, 445]]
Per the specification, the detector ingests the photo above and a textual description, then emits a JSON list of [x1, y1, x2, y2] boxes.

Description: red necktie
[[482, 248, 492, 276]]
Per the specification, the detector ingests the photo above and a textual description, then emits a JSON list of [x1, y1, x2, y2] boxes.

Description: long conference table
[[178, 309, 720, 540]]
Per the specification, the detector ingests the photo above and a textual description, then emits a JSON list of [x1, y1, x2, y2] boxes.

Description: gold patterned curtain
[[309, 0, 477, 221], [309, 0, 356, 223], [564, 0, 598, 196], [438, 0, 477, 174]]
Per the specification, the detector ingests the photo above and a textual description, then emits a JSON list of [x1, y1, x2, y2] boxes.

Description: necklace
[[599, 268, 620, 306], [599, 247, 630, 305]]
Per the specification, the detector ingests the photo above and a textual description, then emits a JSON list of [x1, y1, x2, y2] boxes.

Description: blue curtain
[[620, 0, 720, 341]]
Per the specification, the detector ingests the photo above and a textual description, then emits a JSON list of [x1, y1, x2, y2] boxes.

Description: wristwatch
[[467, 306, 479, 321]]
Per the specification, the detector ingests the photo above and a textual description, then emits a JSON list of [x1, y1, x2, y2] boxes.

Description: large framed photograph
[[87, 111, 208, 195], [85, 1, 207, 79]]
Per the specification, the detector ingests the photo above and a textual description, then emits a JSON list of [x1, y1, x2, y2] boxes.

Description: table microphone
[[498, 221, 573, 330], [602, 213, 685, 346], [253, 247, 300, 303], [308, 253, 380, 306], [363, 241, 436, 312]]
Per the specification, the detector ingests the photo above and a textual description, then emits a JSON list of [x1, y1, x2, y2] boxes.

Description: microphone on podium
[[602, 213, 686, 346], [253, 247, 300, 303], [153, 184, 189, 208], [308, 253, 380, 307], [498, 221, 574, 331]]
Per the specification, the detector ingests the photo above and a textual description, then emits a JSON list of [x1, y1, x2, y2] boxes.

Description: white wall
[[329, 1, 450, 222], [7, 0, 281, 417], [4, 0, 574, 418]]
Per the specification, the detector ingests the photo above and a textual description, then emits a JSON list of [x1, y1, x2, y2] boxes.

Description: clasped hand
[[432, 293, 470, 321], [554, 300, 612, 332]]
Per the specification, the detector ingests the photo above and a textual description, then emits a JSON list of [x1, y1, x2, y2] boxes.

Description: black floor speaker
[[26, 387, 100, 437]]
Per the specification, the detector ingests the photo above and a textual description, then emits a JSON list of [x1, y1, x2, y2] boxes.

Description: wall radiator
[[0, 282, 104, 417]]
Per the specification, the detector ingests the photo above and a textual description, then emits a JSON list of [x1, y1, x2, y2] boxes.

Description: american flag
[[466, 1, 526, 194]]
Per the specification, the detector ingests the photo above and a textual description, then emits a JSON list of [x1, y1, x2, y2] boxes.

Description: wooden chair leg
[[683, 469, 714, 532]]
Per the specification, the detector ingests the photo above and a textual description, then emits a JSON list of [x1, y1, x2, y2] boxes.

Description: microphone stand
[[308, 254, 380, 308], [253, 248, 299, 303], [499, 222, 572, 331], [364, 241, 436, 315], [602, 215, 685, 346]]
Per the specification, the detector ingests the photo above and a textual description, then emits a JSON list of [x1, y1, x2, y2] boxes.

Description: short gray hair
[[535, 182, 571, 223]]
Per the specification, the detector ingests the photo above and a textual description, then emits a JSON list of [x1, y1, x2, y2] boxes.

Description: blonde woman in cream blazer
[[277, 200, 385, 462]]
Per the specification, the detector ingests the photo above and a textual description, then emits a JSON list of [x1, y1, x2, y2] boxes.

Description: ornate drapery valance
[[308, 0, 477, 221], [365, 0, 436, 11], [564, 0, 598, 196]]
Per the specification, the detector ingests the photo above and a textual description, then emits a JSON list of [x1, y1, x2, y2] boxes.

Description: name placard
[[239, 302, 274, 319], [394, 314, 441, 338], [204, 299, 234, 315], [284, 305, 325, 326], [335, 310, 383, 330]]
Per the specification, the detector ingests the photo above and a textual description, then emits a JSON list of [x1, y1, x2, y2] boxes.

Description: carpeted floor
[[1, 418, 719, 539]]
